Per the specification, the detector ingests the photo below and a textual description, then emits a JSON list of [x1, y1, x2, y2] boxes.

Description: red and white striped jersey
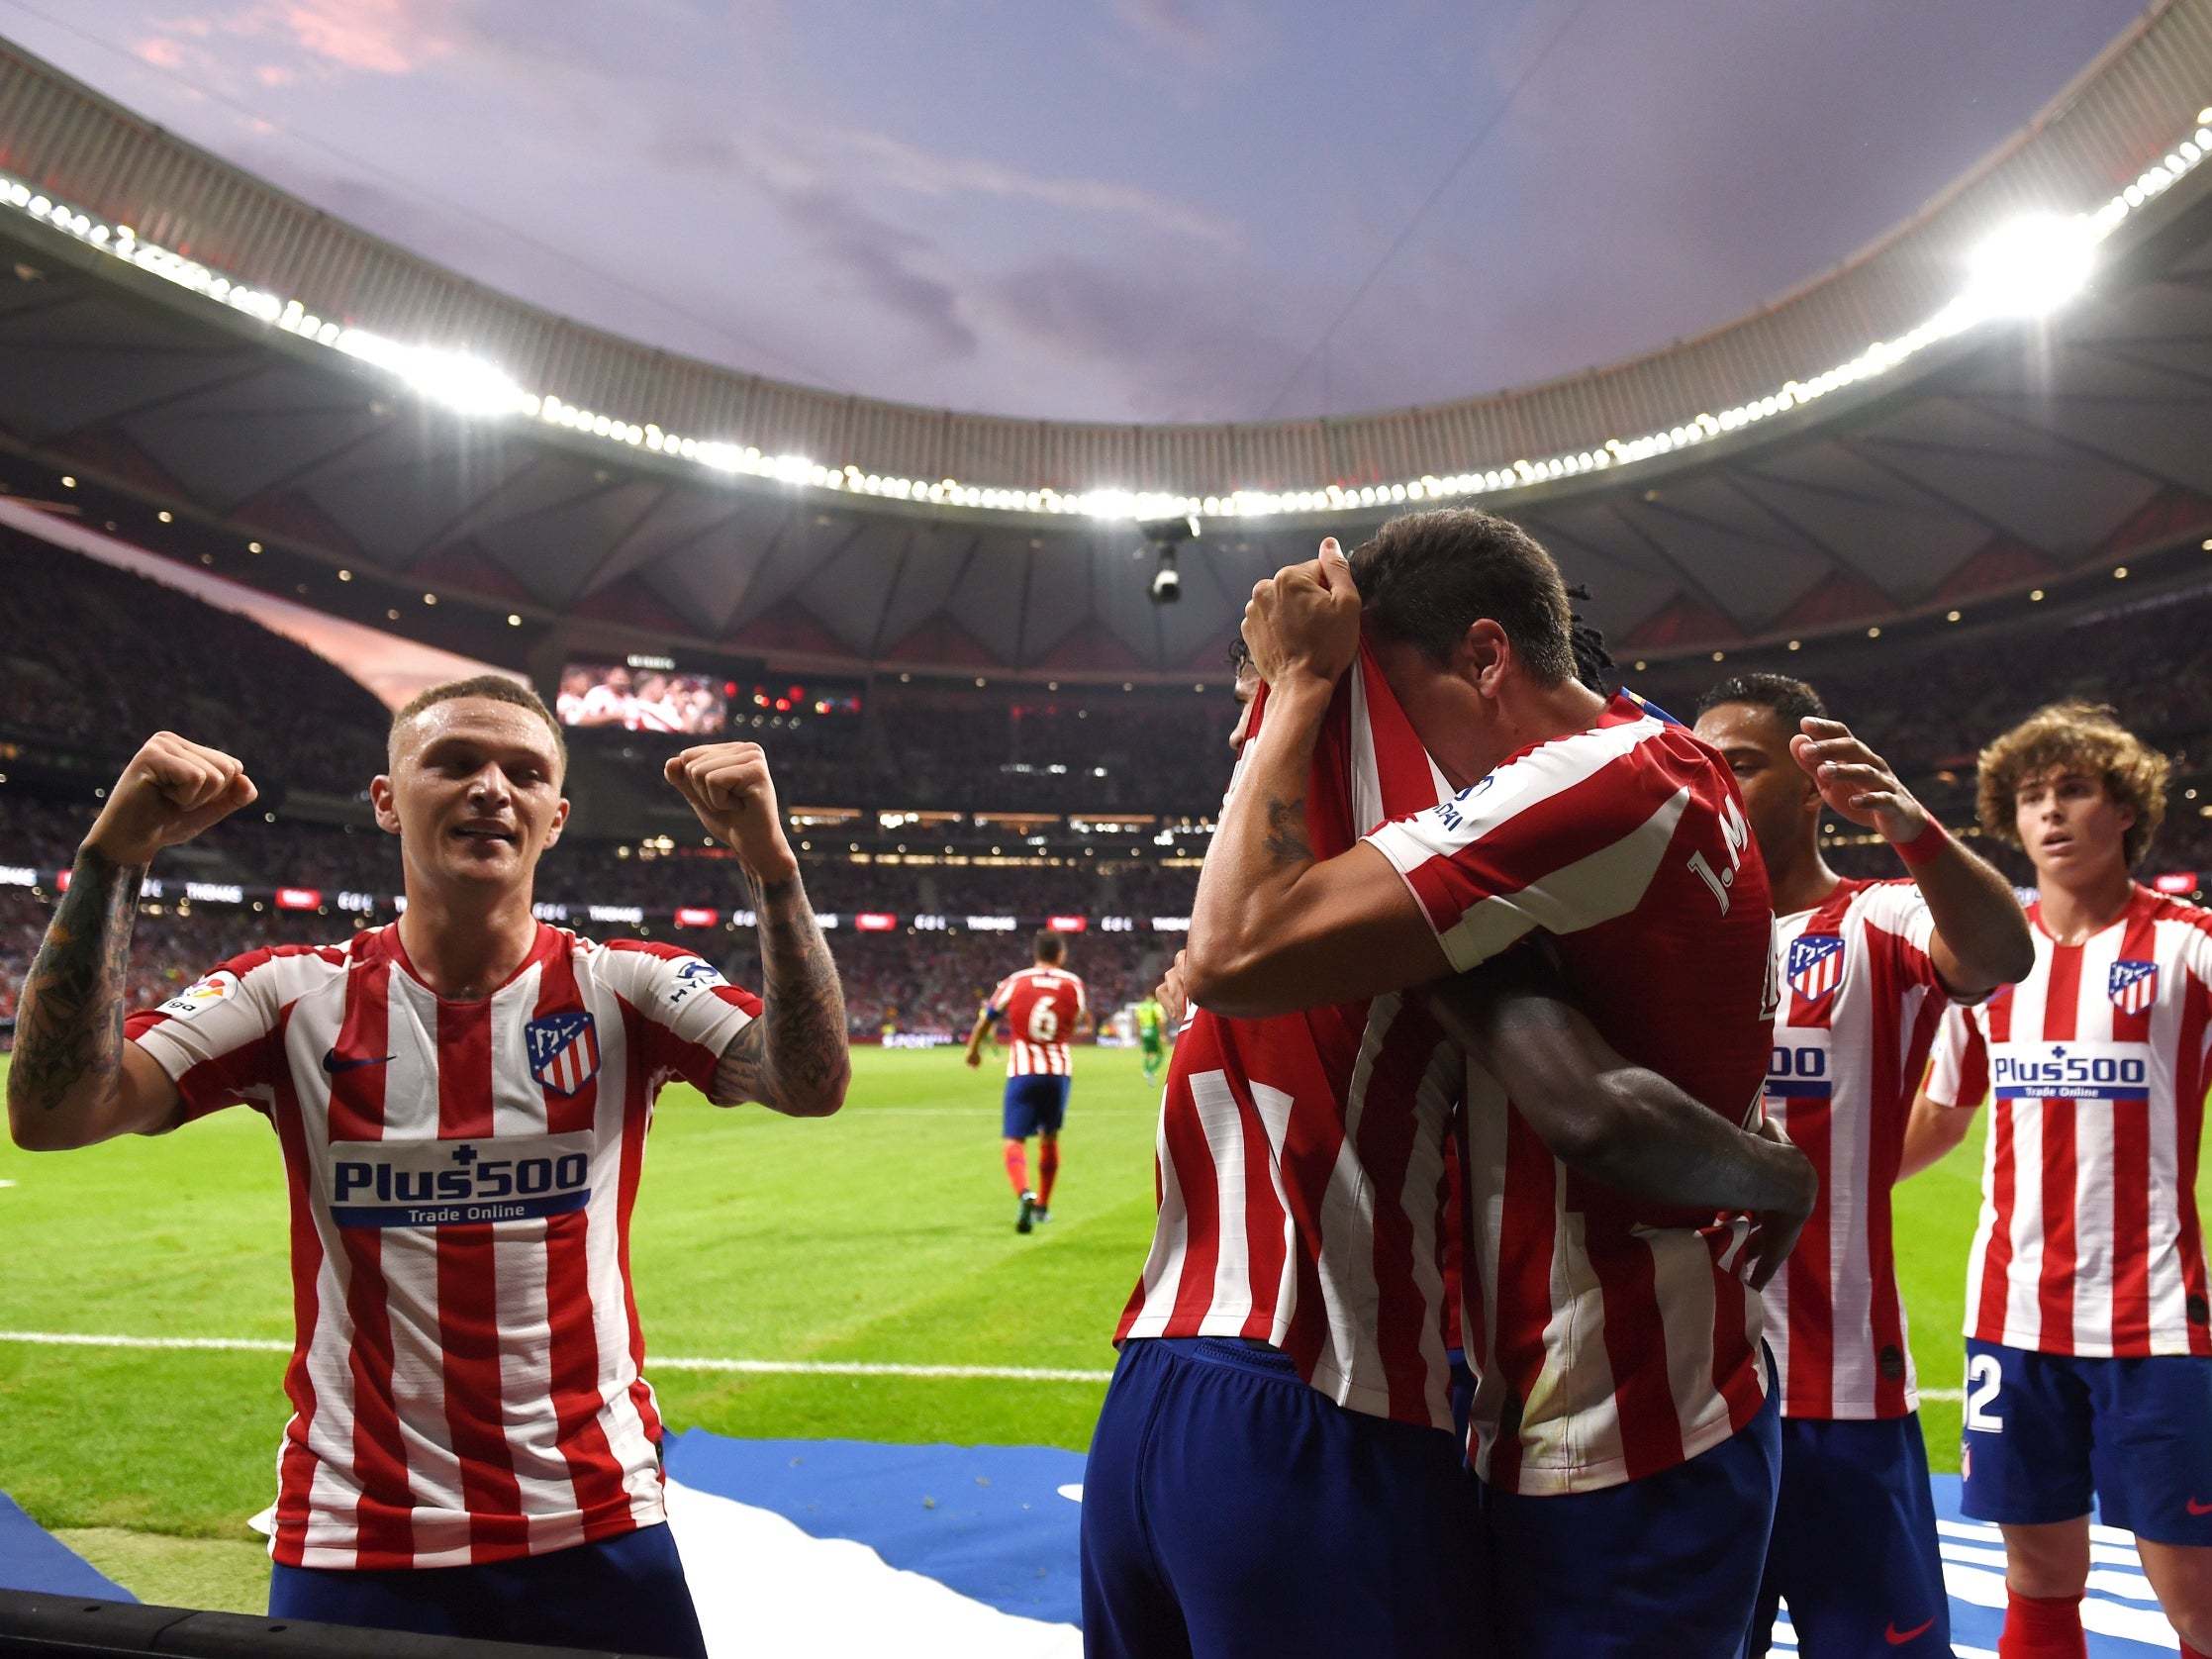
[[988, 967, 1087, 1076], [1367, 692, 1777, 1494], [1117, 646, 1468, 1429], [1924, 885, 2212, 1358], [1764, 879, 1959, 1420], [124, 922, 760, 1570]]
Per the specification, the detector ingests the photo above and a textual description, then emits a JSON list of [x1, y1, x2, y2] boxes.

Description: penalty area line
[[0, 1330, 1114, 1385]]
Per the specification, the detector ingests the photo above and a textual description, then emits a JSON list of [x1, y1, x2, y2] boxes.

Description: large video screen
[[555, 660, 727, 734]]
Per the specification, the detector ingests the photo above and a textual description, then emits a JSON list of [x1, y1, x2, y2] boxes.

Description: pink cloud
[[278, 0, 454, 74], [135, 36, 189, 68], [253, 62, 296, 86]]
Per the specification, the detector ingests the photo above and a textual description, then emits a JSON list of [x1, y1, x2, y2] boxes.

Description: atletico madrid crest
[[1787, 934, 1846, 1000], [2109, 959, 2159, 1016], [527, 1012, 602, 1097]]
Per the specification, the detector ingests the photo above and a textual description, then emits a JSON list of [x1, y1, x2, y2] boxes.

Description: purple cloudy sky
[[0, 0, 2149, 423]]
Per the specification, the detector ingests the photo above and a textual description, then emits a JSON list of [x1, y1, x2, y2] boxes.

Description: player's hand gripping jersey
[[1365, 690, 1779, 1492], [1117, 645, 1467, 1427], [988, 967, 1087, 1076], [1926, 885, 2212, 1358], [1765, 879, 1968, 1420], [126, 923, 759, 1569]]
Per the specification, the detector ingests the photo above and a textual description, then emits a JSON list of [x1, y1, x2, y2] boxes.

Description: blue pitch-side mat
[[662, 1430, 1086, 1626], [0, 1492, 135, 1601], [667, 1438, 2178, 1654]]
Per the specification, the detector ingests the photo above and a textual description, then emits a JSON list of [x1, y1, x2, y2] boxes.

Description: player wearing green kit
[[1133, 995, 1169, 1084]]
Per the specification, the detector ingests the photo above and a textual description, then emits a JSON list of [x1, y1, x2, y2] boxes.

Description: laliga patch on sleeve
[[666, 956, 727, 1010], [155, 969, 240, 1021]]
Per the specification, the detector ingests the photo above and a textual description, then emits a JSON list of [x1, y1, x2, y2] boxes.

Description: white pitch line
[[0, 1330, 1114, 1384], [0, 1329, 1966, 1395]]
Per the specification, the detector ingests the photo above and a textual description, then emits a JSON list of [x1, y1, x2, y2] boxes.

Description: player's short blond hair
[[1975, 700, 2168, 868], [390, 675, 566, 779]]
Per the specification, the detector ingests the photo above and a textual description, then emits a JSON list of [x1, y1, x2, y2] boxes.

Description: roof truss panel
[[870, 529, 979, 653], [472, 479, 670, 605], [1851, 397, 2161, 557], [1609, 477, 1835, 631], [294, 444, 563, 569], [1733, 442, 1990, 600], [792, 521, 910, 657], [579, 485, 746, 596], [1963, 390, 2212, 506], [941, 535, 1031, 662], [0, 344, 256, 440], [122, 398, 389, 510], [1016, 539, 1098, 663]]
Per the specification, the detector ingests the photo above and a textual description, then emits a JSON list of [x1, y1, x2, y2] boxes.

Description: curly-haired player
[[1911, 701, 2212, 1659]]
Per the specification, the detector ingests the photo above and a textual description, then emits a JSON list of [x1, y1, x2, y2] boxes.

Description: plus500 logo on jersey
[[1763, 1029, 1832, 1100], [327, 1131, 594, 1228], [1990, 1040, 2150, 1102]]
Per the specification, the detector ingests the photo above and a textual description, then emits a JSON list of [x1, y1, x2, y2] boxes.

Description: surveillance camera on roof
[[1149, 546, 1181, 605]]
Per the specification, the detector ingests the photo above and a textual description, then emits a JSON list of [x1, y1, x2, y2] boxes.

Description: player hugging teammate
[[1089, 507, 2208, 1658]]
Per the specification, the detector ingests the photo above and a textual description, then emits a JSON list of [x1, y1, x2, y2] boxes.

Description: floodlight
[[1962, 213, 2097, 320]]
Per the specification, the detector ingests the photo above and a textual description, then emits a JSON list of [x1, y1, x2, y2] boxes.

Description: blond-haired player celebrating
[[6, 675, 847, 1655], [1912, 701, 2212, 1659]]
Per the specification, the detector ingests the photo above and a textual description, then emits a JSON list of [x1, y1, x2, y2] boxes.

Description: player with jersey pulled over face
[[5, 675, 848, 1657], [966, 930, 1092, 1231], [1910, 702, 2212, 1659], [1693, 673, 2033, 1658], [1083, 510, 1813, 1659]]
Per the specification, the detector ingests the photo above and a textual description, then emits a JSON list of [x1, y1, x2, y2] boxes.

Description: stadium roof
[[6, 5, 2212, 679]]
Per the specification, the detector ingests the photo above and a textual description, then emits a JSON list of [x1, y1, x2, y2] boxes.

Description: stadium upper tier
[[6, 7, 2212, 678]]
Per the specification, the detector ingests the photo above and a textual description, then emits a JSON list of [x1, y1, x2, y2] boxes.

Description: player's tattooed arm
[[1186, 541, 1449, 1018], [6, 848, 179, 1149], [712, 866, 849, 1118], [1431, 951, 1817, 1290], [1260, 794, 1312, 867]]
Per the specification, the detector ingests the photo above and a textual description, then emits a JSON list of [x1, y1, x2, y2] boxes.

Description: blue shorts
[[267, 1521, 706, 1658], [1081, 1336, 1483, 1658], [1003, 1073, 1070, 1138], [1961, 1337, 2212, 1543], [1447, 1345, 1476, 1452], [1749, 1414, 1949, 1656], [1481, 1356, 1780, 1658]]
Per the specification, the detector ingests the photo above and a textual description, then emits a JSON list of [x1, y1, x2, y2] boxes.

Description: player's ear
[[370, 774, 401, 835], [543, 797, 570, 849], [1458, 620, 1510, 697]]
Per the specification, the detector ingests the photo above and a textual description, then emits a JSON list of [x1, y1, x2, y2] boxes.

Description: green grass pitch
[[0, 1045, 2172, 1612]]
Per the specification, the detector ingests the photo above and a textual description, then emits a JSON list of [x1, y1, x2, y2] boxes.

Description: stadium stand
[[2, 535, 2208, 1044]]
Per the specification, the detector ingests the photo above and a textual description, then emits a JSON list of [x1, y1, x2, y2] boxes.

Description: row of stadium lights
[[5, 112, 2209, 522], [44, 458, 2210, 681]]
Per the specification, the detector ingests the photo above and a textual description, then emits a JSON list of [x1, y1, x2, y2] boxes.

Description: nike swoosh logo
[[2189, 1498, 2212, 1515], [1885, 1617, 1936, 1645], [322, 1050, 395, 1075]]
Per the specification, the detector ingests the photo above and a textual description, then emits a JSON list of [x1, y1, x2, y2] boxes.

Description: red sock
[[1038, 1140, 1060, 1207], [1999, 1590, 2085, 1659], [1004, 1141, 1028, 1197]]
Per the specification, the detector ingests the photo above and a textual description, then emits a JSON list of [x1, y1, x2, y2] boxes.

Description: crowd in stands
[[4, 537, 2210, 1039], [0, 886, 1163, 1040], [0, 529, 390, 796]]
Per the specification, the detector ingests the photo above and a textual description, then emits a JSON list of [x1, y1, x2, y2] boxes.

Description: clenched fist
[[85, 732, 257, 866], [1242, 537, 1361, 694], [664, 742, 796, 880]]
